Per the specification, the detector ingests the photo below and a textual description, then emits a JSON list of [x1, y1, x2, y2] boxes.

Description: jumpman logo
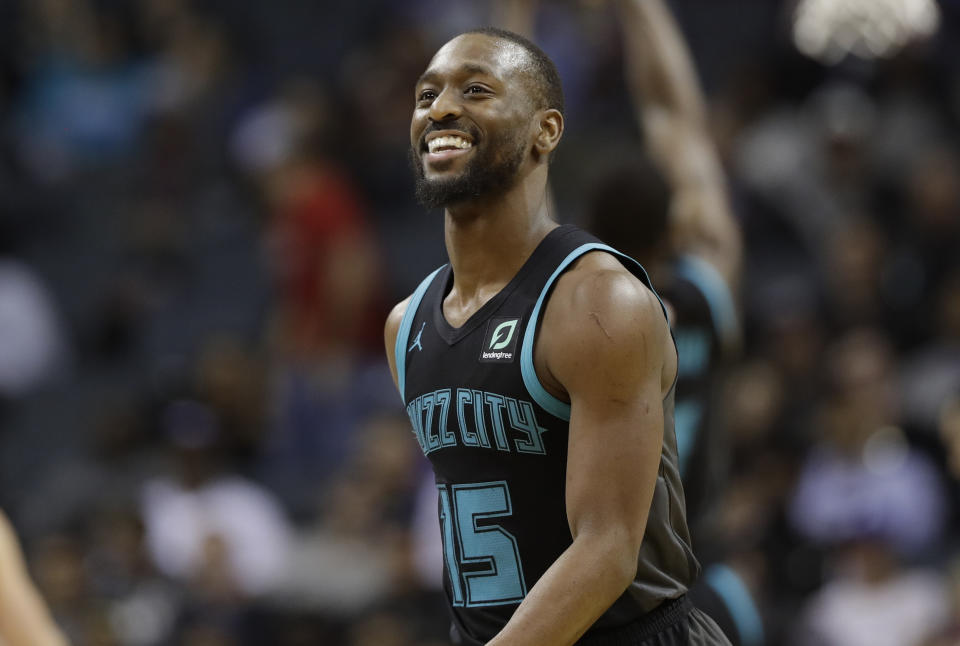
[[409, 321, 426, 352]]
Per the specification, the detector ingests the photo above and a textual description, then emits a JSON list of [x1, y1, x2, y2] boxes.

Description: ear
[[533, 108, 564, 160]]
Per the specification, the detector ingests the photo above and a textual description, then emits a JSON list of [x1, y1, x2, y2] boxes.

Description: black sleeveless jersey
[[659, 255, 739, 552], [394, 225, 699, 644]]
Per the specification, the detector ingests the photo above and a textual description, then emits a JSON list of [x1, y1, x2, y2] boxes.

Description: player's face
[[410, 34, 536, 208]]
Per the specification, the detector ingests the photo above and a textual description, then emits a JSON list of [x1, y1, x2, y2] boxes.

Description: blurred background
[[0, 0, 959, 644]]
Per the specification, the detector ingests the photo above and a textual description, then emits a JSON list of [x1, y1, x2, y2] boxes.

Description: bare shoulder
[[550, 251, 666, 339], [384, 296, 412, 388], [538, 251, 675, 398]]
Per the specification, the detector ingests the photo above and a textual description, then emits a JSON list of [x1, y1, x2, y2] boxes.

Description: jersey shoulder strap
[[519, 228, 673, 421], [395, 265, 446, 401]]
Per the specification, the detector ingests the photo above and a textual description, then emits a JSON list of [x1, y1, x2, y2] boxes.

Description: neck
[[442, 166, 557, 315]]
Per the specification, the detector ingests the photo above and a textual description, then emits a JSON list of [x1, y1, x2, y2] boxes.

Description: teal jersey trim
[[673, 400, 703, 477], [705, 563, 764, 646], [395, 266, 446, 402], [674, 254, 738, 353], [520, 243, 672, 421]]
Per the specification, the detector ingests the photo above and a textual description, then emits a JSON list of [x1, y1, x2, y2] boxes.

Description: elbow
[[609, 539, 642, 592], [576, 526, 643, 594]]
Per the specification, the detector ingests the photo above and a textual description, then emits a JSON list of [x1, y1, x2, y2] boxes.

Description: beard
[[410, 126, 528, 209]]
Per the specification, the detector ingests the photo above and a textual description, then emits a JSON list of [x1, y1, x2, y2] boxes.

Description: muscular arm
[[0, 512, 69, 646], [487, 253, 675, 646], [616, 0, 741, 288]]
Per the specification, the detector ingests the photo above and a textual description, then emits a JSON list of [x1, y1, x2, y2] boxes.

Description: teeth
[[428, 135, 473, 153]]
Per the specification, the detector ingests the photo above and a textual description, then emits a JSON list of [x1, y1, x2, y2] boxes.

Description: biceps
[[565, 390, 664, 542]]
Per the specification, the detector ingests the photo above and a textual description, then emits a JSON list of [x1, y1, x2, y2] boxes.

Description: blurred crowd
[[0, 1, 958, 645]]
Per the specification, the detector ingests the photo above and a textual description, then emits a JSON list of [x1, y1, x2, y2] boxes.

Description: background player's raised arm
[[615, 0, 741, 290], [615, 4, 764, 644], [0, 511, 69, 646]]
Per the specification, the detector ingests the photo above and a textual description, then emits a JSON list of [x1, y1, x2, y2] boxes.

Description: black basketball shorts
[[577, 595, 733, 646]]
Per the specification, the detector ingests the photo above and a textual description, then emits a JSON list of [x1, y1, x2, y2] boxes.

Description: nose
[[428, 87, 461, 123]]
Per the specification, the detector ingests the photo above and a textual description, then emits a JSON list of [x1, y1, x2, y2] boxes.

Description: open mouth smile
[[423, 131, 475, 164]]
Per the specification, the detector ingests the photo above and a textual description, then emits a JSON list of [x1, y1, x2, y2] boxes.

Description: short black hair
[[463, 27, 564, 118]]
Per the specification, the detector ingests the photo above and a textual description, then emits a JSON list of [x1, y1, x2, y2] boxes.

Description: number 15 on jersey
[[437, 481, 528, 607]]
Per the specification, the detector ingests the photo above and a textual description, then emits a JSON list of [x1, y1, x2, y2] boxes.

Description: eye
[[465, 85, 489, 96], [417, 89, 437, 103]]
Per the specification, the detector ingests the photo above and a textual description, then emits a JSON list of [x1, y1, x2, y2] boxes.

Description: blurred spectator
[[194, 335, 269, 464], [348, 609, 415, 646], [900, 266, 960, 436], [230, 77, 395, 514], [150, 10, 236, 120], [920, 556, 960, 646], [234, 78, 384, 362], [0, 258, 67, 399], [734, 82, 874, 259], [275, 414, 421, 613], [31, 532, 115, 645], [86, 505, 180, 646], [821, 215, 889, 331], [14, 0, 157, 182], [789, 329, 948, 557], [140, 400, 293, 599], [939, 396, 960, 482], [795, 537, 950, 646]]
